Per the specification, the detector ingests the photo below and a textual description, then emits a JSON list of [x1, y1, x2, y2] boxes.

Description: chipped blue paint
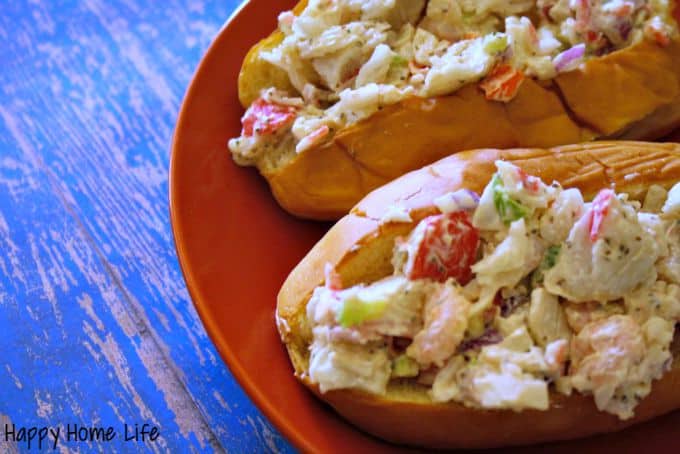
[[0, 1, 293, 452]]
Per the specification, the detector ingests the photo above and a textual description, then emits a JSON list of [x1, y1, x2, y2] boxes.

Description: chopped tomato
[[585, 30, 600, 43], [241, 98, 297, 137], [407, 212, 479, 284], [650, 28, 671, 46], [479, 64, 525, 103], [324, 263, 342, 290], [517, 168, 540, 193], [588, 189, 614, 242]]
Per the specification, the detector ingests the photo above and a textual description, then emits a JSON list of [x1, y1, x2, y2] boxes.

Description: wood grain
[[0, 1, 291, 452]]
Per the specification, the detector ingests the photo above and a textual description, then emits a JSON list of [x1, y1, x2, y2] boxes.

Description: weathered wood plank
[[0, 117, 222, 452], [1, 0, 292, 452]]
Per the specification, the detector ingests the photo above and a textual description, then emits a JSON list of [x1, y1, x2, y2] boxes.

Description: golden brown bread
[[236, 1, 680, 220], [237, 0, 309, 107], [276, 141, 680, 449]]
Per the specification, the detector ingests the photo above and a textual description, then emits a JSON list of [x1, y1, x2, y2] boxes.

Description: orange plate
[[170, 1, 680, 451]]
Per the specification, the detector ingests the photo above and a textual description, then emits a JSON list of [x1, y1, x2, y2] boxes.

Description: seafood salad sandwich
[[276, 142, 680, 448], [229, 0, 680, 218]]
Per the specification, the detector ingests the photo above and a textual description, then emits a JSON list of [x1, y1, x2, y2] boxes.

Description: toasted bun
[[237, 1, 680, 219], [276, 141, 680, 449], [237, 0, 309, 107]]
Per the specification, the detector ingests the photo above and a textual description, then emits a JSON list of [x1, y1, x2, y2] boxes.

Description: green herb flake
[[531, 245, 562, 287]]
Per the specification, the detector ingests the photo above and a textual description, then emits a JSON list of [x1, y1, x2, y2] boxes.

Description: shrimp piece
[[570, 315, 645, 410], [563, 300, 623, 333], [407, 283, 471, 367], [295, 125, 330, 153]]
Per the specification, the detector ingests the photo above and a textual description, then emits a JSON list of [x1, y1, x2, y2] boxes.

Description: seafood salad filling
[[229, 0, 678, 165], [305, 161, 680, 419]]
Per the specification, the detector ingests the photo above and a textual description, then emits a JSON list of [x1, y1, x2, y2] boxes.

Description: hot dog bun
[[277, 141, 680, 449], [234, 1, 680, 220]]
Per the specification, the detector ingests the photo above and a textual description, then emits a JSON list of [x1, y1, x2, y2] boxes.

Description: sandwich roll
[[230, 0, 680, 219], [277, 141, 680, 449]]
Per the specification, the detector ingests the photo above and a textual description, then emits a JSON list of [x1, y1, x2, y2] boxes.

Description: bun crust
[[276, 141, 680, 449], [238, 0, 680, 219]]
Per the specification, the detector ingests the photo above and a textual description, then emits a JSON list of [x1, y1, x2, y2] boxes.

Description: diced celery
[[392, 354, 419, 378], [484, 35, 508, 55], [337, 295, 388, 327], [336, 278, 405, 327], [492, 175, 530, 224], [391, 54, 408, 67]]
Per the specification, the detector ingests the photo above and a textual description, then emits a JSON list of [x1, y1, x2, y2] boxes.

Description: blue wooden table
[[0, 1, 292, 452]]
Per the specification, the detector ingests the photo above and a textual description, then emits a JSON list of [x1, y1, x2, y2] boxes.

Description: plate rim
[[168, 1, 318, 452]]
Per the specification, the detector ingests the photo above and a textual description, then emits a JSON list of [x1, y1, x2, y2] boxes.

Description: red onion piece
[[457, 328, 503, 353], [435, 189, 480, 213], [553, 44, 586, 72]]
